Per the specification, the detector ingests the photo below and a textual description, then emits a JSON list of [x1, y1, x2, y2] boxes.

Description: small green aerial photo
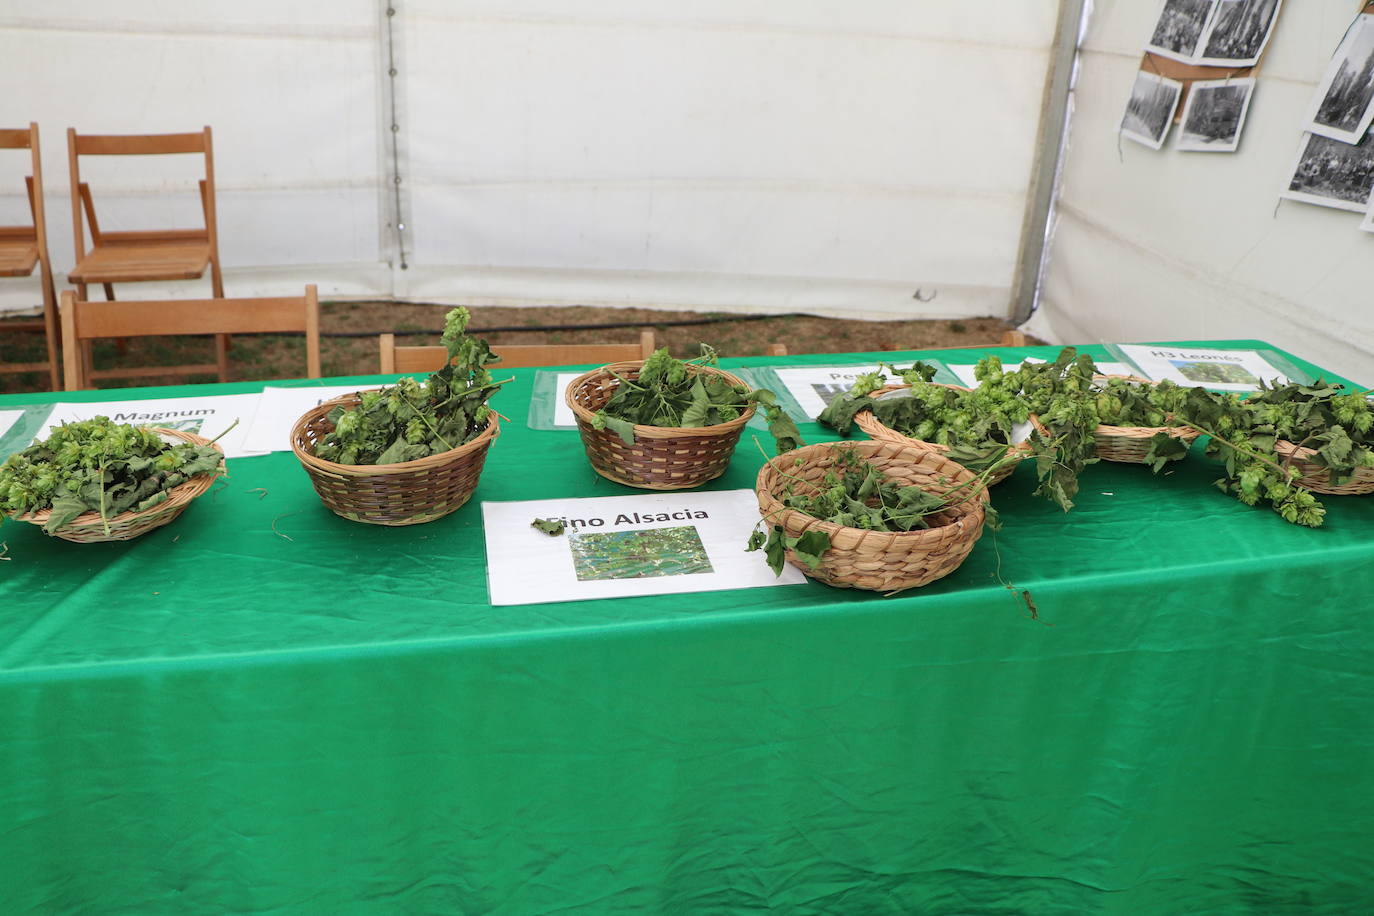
[[568, 526, 714, 581]]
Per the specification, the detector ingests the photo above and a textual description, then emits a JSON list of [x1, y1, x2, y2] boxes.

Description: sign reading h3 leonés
[[1114, 344, 1293, 392], [36, 394, 266, 458], [482, 489, 806, 606]]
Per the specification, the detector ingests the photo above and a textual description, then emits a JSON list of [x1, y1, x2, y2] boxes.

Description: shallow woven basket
[[10, 428, 225, 543], [755, 440, 987, 594], [854, 383, 1031, 487], [1085, 375, 1200, 464], [565, 360, 755, 490], [1275, 439, 1374, 496], [291, 392, 499, 526]]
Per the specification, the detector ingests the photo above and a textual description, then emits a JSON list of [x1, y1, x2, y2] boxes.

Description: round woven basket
[[10, 428, 225, 543], [1084, 375, 1200, 464], [565, 360, 755, 490], [854, 383, 1031, 487], [1275, 439, 1374, 495], [291, 392, 500, 525], [755, 440, 987, 594]]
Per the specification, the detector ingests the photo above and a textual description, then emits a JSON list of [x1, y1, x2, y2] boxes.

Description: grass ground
[[0, 300, 1033, 394]]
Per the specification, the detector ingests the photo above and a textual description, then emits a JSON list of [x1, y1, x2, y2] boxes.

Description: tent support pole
[[1010, 0, 1088, 326]]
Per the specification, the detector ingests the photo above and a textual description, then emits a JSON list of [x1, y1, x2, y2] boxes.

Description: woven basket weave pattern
[[855, 383, 1030, 487], [755, 441, 986, 593], [1088, 375, 1200, 464], [12, 428, 225, 543], [292, 393, 499, 526], [566, 361, 754, 490], [1275, 439, 1374, 496]]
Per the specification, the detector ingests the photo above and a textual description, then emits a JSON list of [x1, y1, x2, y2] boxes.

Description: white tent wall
[[0, 1, 386, 313], [397, 2, 1059, 319], [1031, 0, 1374, 383], [2, 2, 1060, 322]]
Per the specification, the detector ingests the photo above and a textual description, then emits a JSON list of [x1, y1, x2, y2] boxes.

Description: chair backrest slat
[[378, 329, 656, 373], [60, 285, 321, 389], [72, 132, 208, 155], [0, 128, 33, 149]]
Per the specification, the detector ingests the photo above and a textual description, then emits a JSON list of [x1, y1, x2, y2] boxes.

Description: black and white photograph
[[1360, 193, 1374, 233], [1196, 0, 1283, 66], [1281, 131, 1374, 213], [1121, 72, 1184, 150], [1176, 78, 1256, 151], [1305, 13, 1374, 144], [1146, 0, 1217, 63]]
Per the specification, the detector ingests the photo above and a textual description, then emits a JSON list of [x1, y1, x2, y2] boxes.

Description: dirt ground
[[0, 300, 1035, 394]]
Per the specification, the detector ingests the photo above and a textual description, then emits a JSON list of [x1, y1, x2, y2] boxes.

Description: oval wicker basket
[[565, 360, 755, 490], [755, 440, 987, 594], [9, 427, 225, 543], [1083, 375, 1200, 464], [291, 392, 500, 526], [1275, 439, 1374, 496], [854, 383, 1032, 487]]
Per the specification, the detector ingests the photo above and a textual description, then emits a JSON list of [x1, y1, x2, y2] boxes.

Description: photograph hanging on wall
[[1281, 131, 1374, 212], [1195, 0, 1283, 67], [1304, 13, 1374, 144], [1121, 72, 1185, 150], [1146, 0, 1218, 63], [1176, 78, 1256, 151]]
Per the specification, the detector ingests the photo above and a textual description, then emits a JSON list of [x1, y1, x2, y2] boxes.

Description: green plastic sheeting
[[1, 342, 1371, 915]]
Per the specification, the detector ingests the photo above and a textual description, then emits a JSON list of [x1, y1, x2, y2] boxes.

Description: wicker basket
[[854, 383, 1031, 487], [565, 360, 755, 490], [755, 440, 987, 594], [10, 428, 225, 543], [1275, 439, 1374, 496], [291, 392, 499, 525], [1085, 375, 1200, 464]]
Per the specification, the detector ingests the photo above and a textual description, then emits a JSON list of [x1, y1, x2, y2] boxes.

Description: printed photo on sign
[[1115, 344, 1291, 392], [1304, 13, 1374, 144], [1177, 78, 1256, 152], [481, 489, 806, 606], [1281, 131, 1374, 213], [1121, 72, 1184, 150], [1146, 0, 1217, 63], [568, 526, 714, 581], [1195, 0, 1282, 67]]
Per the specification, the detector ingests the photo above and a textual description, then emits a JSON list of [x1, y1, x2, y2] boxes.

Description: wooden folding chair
[[66, 126, 227, 370], [59, 285, 320, 390], [0, 123, 60, 390], [379, 328, 655, 373]]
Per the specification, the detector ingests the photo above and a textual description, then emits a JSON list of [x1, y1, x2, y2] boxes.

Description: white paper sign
[[482, 489, 806, 606], [552, 372, 582, 427], [37, 394, 265, 459], [772, 365, 895, 420], [1115, 344, 1291, 392], [0, 409, 22, 442], [243, 385, 379, 454], [948, 359, 1136, 387]]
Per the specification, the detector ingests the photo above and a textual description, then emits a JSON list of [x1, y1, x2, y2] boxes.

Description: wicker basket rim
[[859, 383, 1035, 452], [10, 427, 225, 529], [564, 359, 757, 434], [756, 442, 985, 543], [291, 392, 501, 476]]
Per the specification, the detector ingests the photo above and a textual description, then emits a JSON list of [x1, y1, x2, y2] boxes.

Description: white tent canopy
[[2, 1, 1372, 381]]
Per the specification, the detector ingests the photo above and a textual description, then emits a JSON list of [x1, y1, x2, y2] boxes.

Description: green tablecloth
[[2, 341, 1371, 915]]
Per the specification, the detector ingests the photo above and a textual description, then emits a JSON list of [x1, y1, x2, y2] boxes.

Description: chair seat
[[0, 229, 39, 277], [69, 238, 211, 283]]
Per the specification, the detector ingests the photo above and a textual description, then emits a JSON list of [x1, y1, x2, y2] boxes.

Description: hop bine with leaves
[[312, 307, 508, 466], [0, 417, 225, 536], [591, 345, 805, 455]]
